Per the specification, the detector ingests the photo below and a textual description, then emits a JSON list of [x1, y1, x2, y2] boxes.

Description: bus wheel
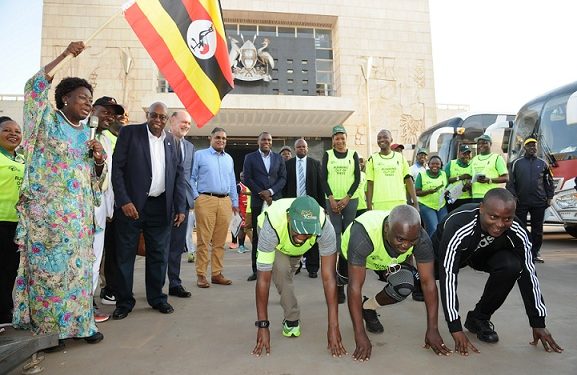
[[564, 224, 577, 239]]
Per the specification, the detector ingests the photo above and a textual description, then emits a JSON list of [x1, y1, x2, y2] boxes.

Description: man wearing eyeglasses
[[111, 102, 187, 320], [339, 205, 449, 361]]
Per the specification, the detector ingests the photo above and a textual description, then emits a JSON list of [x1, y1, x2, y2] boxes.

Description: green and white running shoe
[[282, 320, 301, 337]]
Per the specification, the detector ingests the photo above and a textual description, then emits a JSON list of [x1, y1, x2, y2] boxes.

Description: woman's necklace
[[57, 110, 82, 128]]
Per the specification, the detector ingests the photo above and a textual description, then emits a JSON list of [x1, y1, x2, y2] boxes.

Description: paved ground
[[5, 227, 577, 375]]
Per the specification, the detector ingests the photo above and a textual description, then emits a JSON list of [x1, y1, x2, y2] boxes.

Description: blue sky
[[0, 0, 575, 115]]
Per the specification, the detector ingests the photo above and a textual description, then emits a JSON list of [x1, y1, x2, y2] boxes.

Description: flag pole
[[46, 11, 123, 77]]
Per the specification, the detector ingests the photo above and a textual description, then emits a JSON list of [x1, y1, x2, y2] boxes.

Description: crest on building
[[229, 36, 275, 82]]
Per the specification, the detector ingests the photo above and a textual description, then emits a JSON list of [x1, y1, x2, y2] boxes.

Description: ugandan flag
[[124, 0, 233, 127]]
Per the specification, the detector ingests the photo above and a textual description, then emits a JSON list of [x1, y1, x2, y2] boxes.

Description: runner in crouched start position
[[252, 196, 346, 358], [339, 205, 450, 361]]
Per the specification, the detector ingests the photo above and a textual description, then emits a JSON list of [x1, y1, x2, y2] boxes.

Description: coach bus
[[508, 82, 577, 238], [413, 112, 515, 165]]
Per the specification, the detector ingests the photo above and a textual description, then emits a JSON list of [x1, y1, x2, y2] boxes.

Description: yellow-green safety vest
[[471, 153, 502, 199], [341, 210, 413, 271], [0, 152, 24, 222], [417, 170, 448, 210], [257, 198, 326, 261], [325, 149, 355, 200], [447, 159, 473, 199]]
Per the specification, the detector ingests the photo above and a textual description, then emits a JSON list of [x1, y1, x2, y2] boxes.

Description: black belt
[[201, 192, 228, 198], [147, 192, 166, 200]]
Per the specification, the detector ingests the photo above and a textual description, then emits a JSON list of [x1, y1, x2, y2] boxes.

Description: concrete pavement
[[6, 229, 577, 375]]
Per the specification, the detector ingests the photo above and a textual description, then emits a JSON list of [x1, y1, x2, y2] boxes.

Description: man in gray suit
[[167, 111, 195, 297]]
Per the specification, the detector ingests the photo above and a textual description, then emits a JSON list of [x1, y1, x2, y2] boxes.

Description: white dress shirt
[[147, 127, 166, 197]]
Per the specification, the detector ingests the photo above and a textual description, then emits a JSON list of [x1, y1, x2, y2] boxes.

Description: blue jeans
[[419, 203, 448, 237]]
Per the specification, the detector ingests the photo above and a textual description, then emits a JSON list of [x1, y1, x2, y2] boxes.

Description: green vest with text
[[448, 159, 472, 199], [0, 152, 25, 222], [326, 149, 355, 199], [418, 170, 448, 210], [341, 210, 413, 271], [471, 153, 501, 199], [257, 198, 326, 256]]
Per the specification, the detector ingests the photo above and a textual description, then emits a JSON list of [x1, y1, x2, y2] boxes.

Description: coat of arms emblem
[[229, 36, 275, 82]]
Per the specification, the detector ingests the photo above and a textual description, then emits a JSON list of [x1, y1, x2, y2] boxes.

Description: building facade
[[38, 0, 437, 161]]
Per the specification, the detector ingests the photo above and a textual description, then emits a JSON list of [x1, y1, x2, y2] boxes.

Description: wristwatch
[[255, 320, 270, 328]]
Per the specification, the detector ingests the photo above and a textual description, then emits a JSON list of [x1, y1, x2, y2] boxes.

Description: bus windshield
[[511, 92, 577, 162], [540, 93, 577, 160]]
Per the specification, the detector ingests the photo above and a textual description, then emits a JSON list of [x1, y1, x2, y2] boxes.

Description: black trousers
[[167, 204, 190, 288], [302, 243, 319, 273], [515, 204, 546, 258], [466, 249, 523, 320], [102, 217, 119, 297], [0, 221, 19, 320], [251, 205, 263, 274], [115, 194, 171, 310]]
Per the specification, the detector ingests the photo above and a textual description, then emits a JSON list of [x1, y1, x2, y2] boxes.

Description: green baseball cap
[[288, 196, 321, 235], [475, 134, 492, 143], [332, 125, 347, 135], [416, 148, 428, 155]]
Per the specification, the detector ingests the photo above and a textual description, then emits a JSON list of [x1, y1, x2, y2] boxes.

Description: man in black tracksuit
[[506, 138, 554, 263], [432, 188, 563, 355]]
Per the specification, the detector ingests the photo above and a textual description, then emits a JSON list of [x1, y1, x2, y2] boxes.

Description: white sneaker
[[101, 293, 117, 305]]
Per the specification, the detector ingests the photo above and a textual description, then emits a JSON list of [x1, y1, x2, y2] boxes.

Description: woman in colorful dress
[[415, 155, 449, 237], [0, 117, 24, 326], [13, 41, 106, 350]]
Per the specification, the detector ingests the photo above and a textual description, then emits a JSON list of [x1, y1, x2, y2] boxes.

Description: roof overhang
[[141, 93, 355, 137]]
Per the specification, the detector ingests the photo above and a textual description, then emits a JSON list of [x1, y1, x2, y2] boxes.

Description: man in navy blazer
[[243, 132, 287, 281], [283, 138, 325, 278], [166, 110, 195, 298], [111, 102, 187, 320]]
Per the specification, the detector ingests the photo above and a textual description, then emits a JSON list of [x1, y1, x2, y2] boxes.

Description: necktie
[[297, 159, 306, 196]]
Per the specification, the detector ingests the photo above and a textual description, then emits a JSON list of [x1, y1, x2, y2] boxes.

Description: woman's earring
[[64, 102, 68, 106]]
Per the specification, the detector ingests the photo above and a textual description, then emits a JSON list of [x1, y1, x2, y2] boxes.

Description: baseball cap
[[391, 143, 405, 150], [332, 125, 347, 135], [459, 144, 472, 153], [93, 96, 125, 115], [288, 196, 322, 235], [416, 148, 428, 155], [475, 134, 492, 143], [280, 145, 292, 153], [524, 137, 538, 145]]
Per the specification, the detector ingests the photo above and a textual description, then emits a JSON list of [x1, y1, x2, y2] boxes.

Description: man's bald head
[[386, 205, 422, 252]]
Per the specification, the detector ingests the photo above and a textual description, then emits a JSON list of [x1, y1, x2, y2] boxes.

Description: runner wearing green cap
[[252, 196, 347, 358]]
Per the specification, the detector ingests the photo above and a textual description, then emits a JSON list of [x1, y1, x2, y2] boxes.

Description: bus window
[[541, 94, 577, 159]]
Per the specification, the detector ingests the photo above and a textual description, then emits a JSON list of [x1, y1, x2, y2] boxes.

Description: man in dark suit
[[243, 132, 287, 281], [283, 138, 325, 278], [167, 110, 195, 298], [111, 102, 187, 320]]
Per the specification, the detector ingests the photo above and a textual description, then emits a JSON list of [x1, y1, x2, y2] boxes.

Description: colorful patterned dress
[[13, 69, 104, 339]]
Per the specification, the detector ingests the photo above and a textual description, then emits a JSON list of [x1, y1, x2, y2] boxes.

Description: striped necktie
[[297, 159, 306, 196]]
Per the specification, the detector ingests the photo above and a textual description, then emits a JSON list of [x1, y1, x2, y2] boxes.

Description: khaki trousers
[[194, 195, 232, 277], [272, 250, 302, 321]]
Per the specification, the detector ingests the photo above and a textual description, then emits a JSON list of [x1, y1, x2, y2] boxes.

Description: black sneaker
[[464, 311, 499, 343], [362, 296, 384, 333], [337, 285, 346, 304]]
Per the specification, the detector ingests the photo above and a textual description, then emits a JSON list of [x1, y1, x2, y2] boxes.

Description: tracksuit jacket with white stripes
[[431, 205, 547, 333]]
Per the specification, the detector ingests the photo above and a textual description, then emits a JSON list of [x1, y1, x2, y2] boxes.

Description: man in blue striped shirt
[[191, 127, 239, 288]]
